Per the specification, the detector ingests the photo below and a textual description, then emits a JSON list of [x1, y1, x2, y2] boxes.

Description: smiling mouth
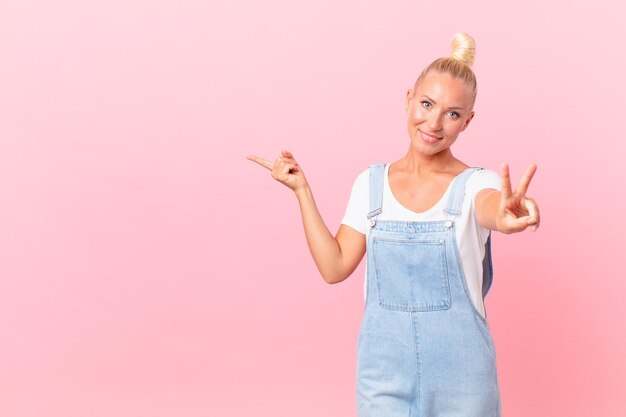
[[419, 130, 443, 143]]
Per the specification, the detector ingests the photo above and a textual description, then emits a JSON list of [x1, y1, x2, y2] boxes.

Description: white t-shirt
[[341, 163, 501, 319]]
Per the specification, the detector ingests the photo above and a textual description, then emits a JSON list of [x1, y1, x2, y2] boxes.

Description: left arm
[[475, 163, 540, 234]]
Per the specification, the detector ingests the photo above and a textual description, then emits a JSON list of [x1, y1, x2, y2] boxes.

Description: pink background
[[1, 0, 625, 416]]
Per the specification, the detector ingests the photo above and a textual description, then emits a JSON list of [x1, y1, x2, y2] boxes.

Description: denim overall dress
[[356, 164, 501, 417]]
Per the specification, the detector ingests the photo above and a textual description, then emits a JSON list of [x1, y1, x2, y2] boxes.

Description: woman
[[248, 32, 540, 417]]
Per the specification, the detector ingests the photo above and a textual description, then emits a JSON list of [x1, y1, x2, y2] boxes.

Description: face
[[405, 71, 475, 157]]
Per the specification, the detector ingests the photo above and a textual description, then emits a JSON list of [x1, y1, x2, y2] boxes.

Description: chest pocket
[[372, 237, 451, 312]]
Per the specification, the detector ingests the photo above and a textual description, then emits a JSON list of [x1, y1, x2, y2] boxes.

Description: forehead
[[415, 72, 472, 107]]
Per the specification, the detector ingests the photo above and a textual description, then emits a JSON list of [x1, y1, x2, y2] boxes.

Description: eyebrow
[[420, 95, 465, 111]]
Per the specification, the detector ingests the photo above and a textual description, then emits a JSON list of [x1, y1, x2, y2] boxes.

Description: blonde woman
[[248, 32, 540, 416]]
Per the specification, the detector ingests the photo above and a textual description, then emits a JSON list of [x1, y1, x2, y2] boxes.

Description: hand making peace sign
[[247, 150, 309, 193], [495, 163, 540, 233]]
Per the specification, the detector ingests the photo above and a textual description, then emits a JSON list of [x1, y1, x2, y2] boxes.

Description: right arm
[[247, 150, 366, 284]]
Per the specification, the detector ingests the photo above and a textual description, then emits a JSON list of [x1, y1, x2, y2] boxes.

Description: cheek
[[409, 107, 427, 124], [444, 120, 465, 135]]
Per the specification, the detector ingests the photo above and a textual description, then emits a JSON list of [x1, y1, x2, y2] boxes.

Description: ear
[[405, 89, 413, 113], [461, 110, 475, 132]]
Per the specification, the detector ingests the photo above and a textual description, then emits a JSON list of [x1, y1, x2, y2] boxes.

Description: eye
[[420, 101, 431, 109], [447, 111, 461, 119]]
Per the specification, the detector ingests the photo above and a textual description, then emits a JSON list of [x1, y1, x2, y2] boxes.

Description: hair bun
[[450, 32, 476, 67]]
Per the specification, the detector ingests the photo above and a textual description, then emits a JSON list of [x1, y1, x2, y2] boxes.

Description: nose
[[428, 112, 443, 131]]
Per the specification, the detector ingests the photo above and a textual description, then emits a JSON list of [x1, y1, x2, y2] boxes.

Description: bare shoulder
[[452, 158, 470, 175]]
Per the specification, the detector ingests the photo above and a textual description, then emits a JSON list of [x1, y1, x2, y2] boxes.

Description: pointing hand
[[247, 150, 309, 193]]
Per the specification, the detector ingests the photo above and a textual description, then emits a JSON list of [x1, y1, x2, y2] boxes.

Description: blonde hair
[[412, 32, 478, 108]]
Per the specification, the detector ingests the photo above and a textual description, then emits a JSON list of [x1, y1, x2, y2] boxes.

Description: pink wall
[[1, 0, 624, 415]]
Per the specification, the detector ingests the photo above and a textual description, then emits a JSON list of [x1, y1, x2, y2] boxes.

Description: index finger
[[246, 155, 274, 170], [500, 163, 513, 200], [515, 163, 537, 196]]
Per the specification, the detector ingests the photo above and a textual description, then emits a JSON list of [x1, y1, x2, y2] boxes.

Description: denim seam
[[411, 312, 421, 416], [439, 242, 451, 309], [372, 238, 441, 245]]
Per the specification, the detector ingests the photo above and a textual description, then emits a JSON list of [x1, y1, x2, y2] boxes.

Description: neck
[[399, 148, 460, 175]]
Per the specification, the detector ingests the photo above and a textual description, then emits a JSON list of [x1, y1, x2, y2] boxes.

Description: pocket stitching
[[373, 238, 451, 312]]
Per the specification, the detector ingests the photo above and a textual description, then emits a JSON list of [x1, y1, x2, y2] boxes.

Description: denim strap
[[367, 163, 385, 225], [441, 167, 495, 301], [443, 167, 483, 217]]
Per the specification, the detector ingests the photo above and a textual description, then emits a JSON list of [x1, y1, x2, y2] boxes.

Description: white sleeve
[[467, 168, 502, 241], [468, 169, 501, 198], [340, 168, 369, 235]]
